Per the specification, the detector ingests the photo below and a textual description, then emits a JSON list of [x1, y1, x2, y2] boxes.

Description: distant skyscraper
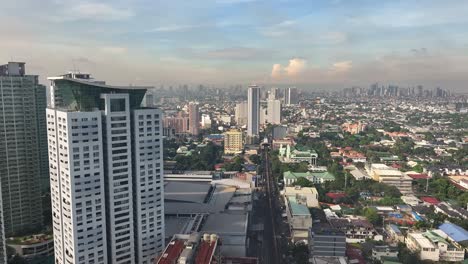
[[235, 101, 248, 126], [188, 102, 200, 136], [47, 72, 164, 264], [284, 87, 298, 105], [0, 62, 46, 236], [269, 87, 279, 100], [247, 85, 260, 137], [267, 99, 282, 124]]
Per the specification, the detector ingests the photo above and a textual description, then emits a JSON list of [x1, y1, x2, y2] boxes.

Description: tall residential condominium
[[268, 87, 279, 100], [47, 72, 164, 264], [188, 102, 200, 136], [0, 180, 6, 264], [267, 99, 282, 125], [0, 62, 46, 236], [235, 101, 248, 126], [284, 87, 298, 105], [247, 85, 260, 137]]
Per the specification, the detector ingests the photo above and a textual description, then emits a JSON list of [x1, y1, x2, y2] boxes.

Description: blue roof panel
[[439, 223, 468, 242]]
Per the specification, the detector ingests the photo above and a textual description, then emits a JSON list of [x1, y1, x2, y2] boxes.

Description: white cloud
[[332, 61, 352, 72], [284, 58, 307, 76], [148, 24, 199, 32], [270, 58, 307, 78], [260, 19, 297, 37], [271, 64, 282, 79], [57, 2, 134, 21]]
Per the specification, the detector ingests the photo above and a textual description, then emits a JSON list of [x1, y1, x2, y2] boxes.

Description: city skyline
[[1, 0, 468, 91]]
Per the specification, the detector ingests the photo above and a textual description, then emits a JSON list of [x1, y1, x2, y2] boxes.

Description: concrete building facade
[[267, 99, 281, 124], [224, 130, 243, 154], [247, 85, 260, 138], [188, 102, 200, 136], [0, 62, 46, 236], [47, 72, 164, 264]]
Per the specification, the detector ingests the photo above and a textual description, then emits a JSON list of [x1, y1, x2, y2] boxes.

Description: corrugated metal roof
[[439, 223, 468, 242]]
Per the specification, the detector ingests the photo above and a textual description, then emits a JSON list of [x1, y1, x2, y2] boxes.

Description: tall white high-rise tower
[[47, 72, 164, 264], [247, 85, 260, 137]]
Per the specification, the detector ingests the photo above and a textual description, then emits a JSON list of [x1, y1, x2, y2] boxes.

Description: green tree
[[363, 207, 381, 225], [294, 177, 314, 187]]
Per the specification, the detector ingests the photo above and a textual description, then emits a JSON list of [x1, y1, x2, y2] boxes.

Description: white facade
[[47, 110, 107, 264], [284, 87, 298, 105], [235, 101, 248, 126], [406, 233, 439, 261], [132, 109, 165, 263], [47, 74, 164, 264], [247, 85, 260, 137], [101, 94, 135, 264], [267, 99, 281, 124]]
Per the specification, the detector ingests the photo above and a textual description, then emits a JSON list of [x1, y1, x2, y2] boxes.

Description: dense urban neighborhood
[[1, 68, 468, 264]]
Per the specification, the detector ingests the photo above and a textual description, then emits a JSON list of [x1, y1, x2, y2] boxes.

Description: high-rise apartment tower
[[47, 72, 164, 264], [0, 62, 46, 236]]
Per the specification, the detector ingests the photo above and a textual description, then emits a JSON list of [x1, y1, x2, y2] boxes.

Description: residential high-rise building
[[224, 129, 243, 154], [163, 112, 189, 135], [247, 85, 260, 137], [47, 72, 164, 264], [235, 101, 248, 126], [284, 87, 298, 105], [188, 102, 200, 136], [268, 87, 279, 100], [0, 62, 46, 236], [267, 99, 282, 124], [0, 180, 6, 264]]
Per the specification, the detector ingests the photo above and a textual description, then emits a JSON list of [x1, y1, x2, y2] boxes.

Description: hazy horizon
[[2, 0, 468, 92]]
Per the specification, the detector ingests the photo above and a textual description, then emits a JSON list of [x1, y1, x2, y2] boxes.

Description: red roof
[[407, 173, 429, 179], [195, 240, 217, 264], [326, 192, 347, 199], [420, 197, 440, 205], [158, 240, 185, 264]]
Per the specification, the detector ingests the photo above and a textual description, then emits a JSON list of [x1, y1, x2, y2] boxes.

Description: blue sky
[[1, 0, 468, 91]]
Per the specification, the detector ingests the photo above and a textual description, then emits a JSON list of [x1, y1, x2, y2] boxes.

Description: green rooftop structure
[[283, 171, 335, 186], [279, 144, 318, 165], [49, 73, 148, 111], [287, 196, 310, 216]]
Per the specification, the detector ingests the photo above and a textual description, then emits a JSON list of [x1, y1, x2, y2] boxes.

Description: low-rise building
[[386, 224, 404, 243], [329, 218, 378, 243], [283, 186, 319, 208], [157, 233, 220, 264], [283, 171, 335, 186], [309, 229, 346, 257], [279, 144, 318, 165], [406, 230, 465, 262], [400, 195, 422, 206], [6, 233, 54, 259], [271, 138, 295, 150], [434, 202, 468, 219], [438, 222, 468, 248], [368, 164, 412, 194], [372, 245, 398, 261], [406, 232, 439, 261], [284, 195, 312, 242]]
